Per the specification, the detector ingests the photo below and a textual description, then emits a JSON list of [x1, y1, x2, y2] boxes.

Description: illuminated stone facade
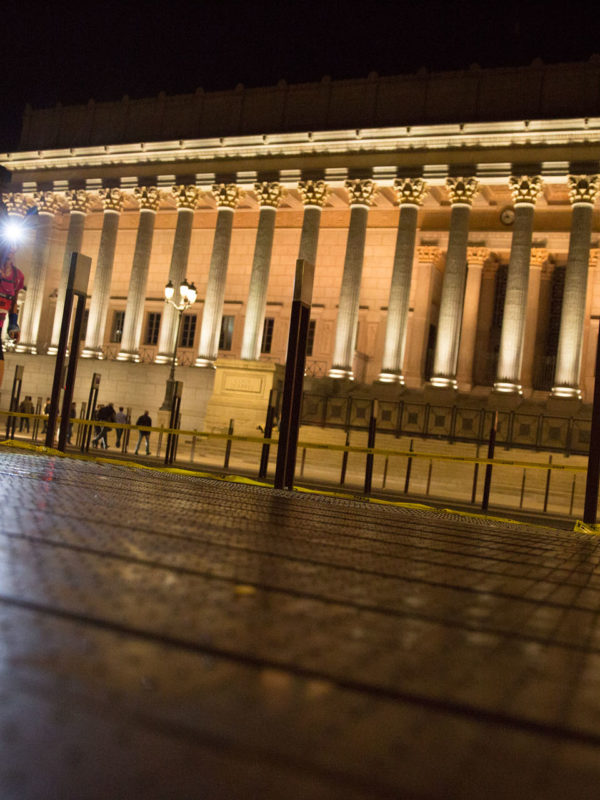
[[3, 61, 600, 426]]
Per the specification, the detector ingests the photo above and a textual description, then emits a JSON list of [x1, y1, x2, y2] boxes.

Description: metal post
[[543, 454, 553, 513], [32, 396, 42, 442], [471, 444, 480, 504], [223, 418, 234, 469], [275, 259, 314, 490], [426, 460, 433, 495], [6, 364, 23, 440], [570, 474, 577, 516], [404, 438, 414, 494], [584, 319, 600, 523], [340, 430, 350, 485], [165, 381, 183, 465], [82, 374, 100, 453], [300, 447, 306, 477], [381, 456, 389, 489], [481, 410, 498, 512], [364, 400, 377, 496], [58, 290, 87, 452], [258, 389, 276, 479]]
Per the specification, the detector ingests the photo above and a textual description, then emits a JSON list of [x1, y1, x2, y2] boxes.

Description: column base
[[47, 345, 58, 356], [81, 347, 103, 359], [116, 350, 140, 363], [550, 385, 581, 400], [328, 367, 354, 379], [14, 343, 37, 354], [154, 353, 172, 365], [492, 381, 523, 395], [429, 376, 457, 390], [377, 371, 405, 385], [195, 356, 216, 369]]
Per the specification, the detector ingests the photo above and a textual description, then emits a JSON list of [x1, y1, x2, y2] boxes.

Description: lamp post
[[159, 278, 197, 411]]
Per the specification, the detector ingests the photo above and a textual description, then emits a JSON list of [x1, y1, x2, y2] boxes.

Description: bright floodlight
[[187, 283, 197, 304], [179, 279, 189, 299], [1, 218, 26, 247], [164, 280, 174, 300]]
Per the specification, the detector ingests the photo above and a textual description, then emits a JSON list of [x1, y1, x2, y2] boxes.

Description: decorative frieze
[[509, 175, 543, 206], [254, 181, 285, 208], [99, 187, 125, 213], [298, 180, 329, 207], [345, 178, 377, 207], [446, 177, 479, 206], [134, 186, 161, 212], [173, 184, 202, 210], [393, 177, 428, 206], [568, 175, 600, 206], [212, 183, 243, 209]]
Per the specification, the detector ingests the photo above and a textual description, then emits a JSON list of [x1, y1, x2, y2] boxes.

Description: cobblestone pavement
[[1, 450, 600, 799]]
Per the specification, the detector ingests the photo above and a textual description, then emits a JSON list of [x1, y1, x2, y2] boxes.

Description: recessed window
[[219, 315, 235, 351], [110, 310, 125, 343], [261, 317, 274, 354], [306, 319, 316, 356], [180, 314, 197, 348], [145, 312, 161, 345]]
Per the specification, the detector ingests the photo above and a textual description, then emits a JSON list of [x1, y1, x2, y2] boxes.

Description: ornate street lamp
[[159, 278, 197, 411]]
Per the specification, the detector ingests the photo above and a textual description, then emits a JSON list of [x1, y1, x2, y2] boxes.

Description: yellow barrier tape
[[573, 520, 600, 534]]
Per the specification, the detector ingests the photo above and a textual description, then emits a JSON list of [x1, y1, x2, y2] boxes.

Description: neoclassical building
[[2, 60, 600, 428]]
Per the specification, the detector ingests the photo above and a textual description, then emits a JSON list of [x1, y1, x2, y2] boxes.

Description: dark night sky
[[2, 0, 599, 150]]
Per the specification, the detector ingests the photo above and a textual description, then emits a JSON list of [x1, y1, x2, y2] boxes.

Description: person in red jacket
[[0, 243, 24, 388]]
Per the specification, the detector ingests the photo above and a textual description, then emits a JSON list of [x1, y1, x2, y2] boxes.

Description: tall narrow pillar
[[7, 192, 53, 354], [404, 246, 443, 384], [241, 182, 285, 361], [297, 179, 329, 265], [195, 184, 243, 367], [329, 179, 377, 379], [156, 185, 201, 363], [456, 247, 490, 389], [48, 189, 90, 355], [521, 248, 548, 389], [551, 175, 599, 397], [379, 178, 428, 383], [494, 175, 543, 394], [430, 177, 479, 388], [82, 188, 124, 358], [118, 187, 160, 361]]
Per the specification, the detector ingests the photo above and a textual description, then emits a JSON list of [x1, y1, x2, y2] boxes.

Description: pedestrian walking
[[134, 410, 152, 455], [92, 402, 116, 449], [115, 406, 127, 449], [19, 395, 34, 432]]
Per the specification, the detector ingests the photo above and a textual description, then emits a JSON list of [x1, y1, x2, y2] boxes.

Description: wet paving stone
[[1, 450, 600, 798]]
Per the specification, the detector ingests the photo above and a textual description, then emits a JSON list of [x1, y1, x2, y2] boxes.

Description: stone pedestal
[[202, 359, 285, 433]]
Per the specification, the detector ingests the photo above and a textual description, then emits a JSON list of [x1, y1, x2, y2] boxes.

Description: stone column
[[329, 179, 377, 379], [118, 187, 161, 361], [241, 182, 285, 361], [379, 178, 428, 383], [5, 192, 50, 354], [48, 189, 90, 355], [431, 177, 479, 388], [520, 248, 548, 390], [196, 184, 243, 367], [404, 246, 442, 384], [456, 247, 490, 389], [82, 188, 124, 358], [551, 175, 600, 397], [155, 185, 201, 363], [494, 175, 543, 393], [297, 180, 329, 265]]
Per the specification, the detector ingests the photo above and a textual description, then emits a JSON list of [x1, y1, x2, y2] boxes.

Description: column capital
[[134, 186, 160, 212], [254, 181, 285, 208], [173, 184, 202, 211], [466, 246, 490, 266], [345, 178, 377, 207], [416, 245, 442, 264], [65, 189, 91, 214], [530, 247, 549, 268], [212, 183, 243, 209], [2, 192, 35, 217], [33, 191, 59, 215], [568, 175, 600, 206], [446, 177, 479, 205], [99, 187, 124, 213], [393, 177, 428, 206], [298, 179, 329, 207], [509, 175, 543, 206]]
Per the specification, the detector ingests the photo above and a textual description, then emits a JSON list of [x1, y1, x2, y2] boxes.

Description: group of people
[[91, 403, 153, 455]]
